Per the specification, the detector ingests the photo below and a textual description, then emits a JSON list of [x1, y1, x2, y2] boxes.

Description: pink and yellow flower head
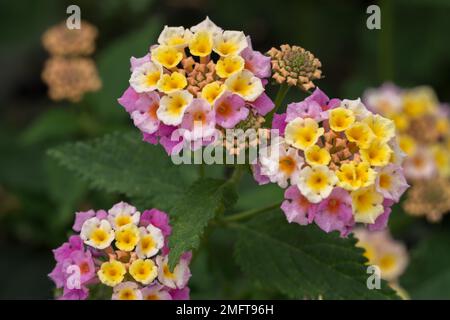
[[364, 83, 450, 222], [254, 88, 408, 236], [49, 203, 191, 300], [118, 17, 274, 155]]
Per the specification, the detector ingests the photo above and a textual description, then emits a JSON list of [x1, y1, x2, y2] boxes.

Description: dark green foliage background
[[1, 0, 450, 299]]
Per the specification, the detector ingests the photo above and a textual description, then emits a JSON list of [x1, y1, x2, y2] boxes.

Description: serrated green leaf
[[47, 131, 189, 203], [401, 231, 450, 299], [234, 211, 399, 300], [168, 178, 237, 270]]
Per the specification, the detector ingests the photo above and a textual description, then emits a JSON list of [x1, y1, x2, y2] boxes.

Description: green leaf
[[401, 231, 450, 299], [20, 108, 79, 145], [168, 178, 237, 269], [47, 131, 189, 203], [234, 211, 399, 299]]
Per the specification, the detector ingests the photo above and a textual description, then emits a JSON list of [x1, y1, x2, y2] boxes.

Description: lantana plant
[[49, 17, 411, 300], [49, 202, 191, 300]]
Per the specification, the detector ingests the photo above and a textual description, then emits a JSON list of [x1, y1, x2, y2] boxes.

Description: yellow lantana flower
[[363, 114, 395, 143], [329, 107, 355, 132], [216, 55, 244, 78], [129, 259, 158, 285], [297, 165, 338, 203], [304, 145, 331, 166], [336, 161, 376, 191], [115, 224, 140, 252], [345, 122, 375, 149], [156, 72, 187, 94], [224, 70, 263, 101], [98, 260, 126, 287], [189, 31, 213, 57], [360, 140, 392, 167], [285, 118, 324, 150], [351, 187, 384, 223], [151, 45, 183, 69], [201, 81, 226, 104]]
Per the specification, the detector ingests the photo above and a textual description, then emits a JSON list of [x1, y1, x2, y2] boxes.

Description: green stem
[[228, 165, 245, 185], [266, 83, 290, 125], [222, 202, 281, 223]]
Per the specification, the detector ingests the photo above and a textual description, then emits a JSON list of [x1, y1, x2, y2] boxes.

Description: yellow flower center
[[329, 107, 355, 132], [129, 259, 157, 285], [278, 156, 296, 175], [118, 289, 137, 300], [157, 72, 187, 93], [379, 173, 392, 189], [345, 122, 374, 149], [90, 228, 108, 246], [115, 225, 140, 252], [189, 31, 213, 57], [216, 55, 244, 78], [201, 82, 225, 104], [153, 46, 183, 69], [306, 171, 329, 192], [98, 260, 126, 287], [360, 140, 392, 167], [305, 145, 331, 166], [115, 215, 132, 228]]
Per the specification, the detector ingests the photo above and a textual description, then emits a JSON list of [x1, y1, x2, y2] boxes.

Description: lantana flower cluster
[[118, 17, 274, 155], [364, 84, 450, 221], [49, 202, 191, 300], [253, 88, 409, 236]]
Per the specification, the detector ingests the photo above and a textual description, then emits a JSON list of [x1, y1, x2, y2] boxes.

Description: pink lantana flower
[[181, 98, 216, 141], [281, 185, 317, 225], [130, 92, 161, 134], [214, 92, 249, 129], [314, 188, 355, 237]]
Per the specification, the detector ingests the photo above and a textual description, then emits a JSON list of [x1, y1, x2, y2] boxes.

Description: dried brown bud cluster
[[42, 57, 101, 102], [403, 178, 450, 222], [267, 44, 322, 92], [42, 21, 98, 56], [41, 20, 101, 102]]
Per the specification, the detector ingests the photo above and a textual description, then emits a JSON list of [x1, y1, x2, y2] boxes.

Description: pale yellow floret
[[305, 145, 331, 166], [189, 31, 213, 57], [360, 139, 392, 167], [129, 259, 158, 285], [216, 55, 245, 78], [345, 122, 375, 149], [351, 187, 384, 223], [224, 70, 263, 101], [151, 45, 183, 69], [363, 114, 395, 143], [201, 81, 226, 104], [329, 107, 355, 132], [285, 118, 324, 150], [157, 72, 187, 93], [115, 224, 140, 252], [98, 260, 126, 287]]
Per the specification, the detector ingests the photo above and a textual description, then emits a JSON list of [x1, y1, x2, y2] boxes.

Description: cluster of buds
[[49, 202, 191, 300], [41, 20, 101, 102], [364, 84, 450, 221], [254, 88, 408, 237], [118, 17, 275, 156], [267, 44, 322, 92]]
